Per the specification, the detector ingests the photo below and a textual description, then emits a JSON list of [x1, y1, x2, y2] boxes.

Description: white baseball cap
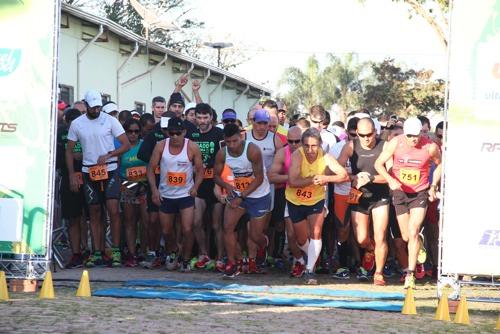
[[102, 102, 118, 114], [185, 102, 196, 112], [84, 90, 102, 108], [403, 117, 422, 136]]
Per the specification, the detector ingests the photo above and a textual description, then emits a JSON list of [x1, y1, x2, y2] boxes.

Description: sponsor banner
[[442, 0, 500, 275], [0, 0, 59, 255]]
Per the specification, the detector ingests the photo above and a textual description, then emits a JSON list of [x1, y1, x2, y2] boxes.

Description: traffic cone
[[39, 271, 55, 299], [494, 315, 499, 330], [76, 270, 91, 297], [0, 271, 9, 301], [454, 295, 470, 325], [434, 294, 451, 321], [401, 287, 417, 315]]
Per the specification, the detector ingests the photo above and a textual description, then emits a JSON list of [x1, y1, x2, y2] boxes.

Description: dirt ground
[[0, 267, 498, 333]]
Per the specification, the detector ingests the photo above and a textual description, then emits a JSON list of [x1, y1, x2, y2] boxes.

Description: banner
[[0, 0, 59, 255], [442, 0, 500, 275]]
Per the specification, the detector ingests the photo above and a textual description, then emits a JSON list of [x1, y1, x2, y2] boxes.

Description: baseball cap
[[185, 102, 196, 112], [57, 100, 67, 111], [83, 90, 102, 108], [102, 102, 118, 114], [254, 109, 270, 123], [166, 117, 184, 131], [403, 117, 422, 136], [131, 111, 141, 120], [222, 108, 237, 121]]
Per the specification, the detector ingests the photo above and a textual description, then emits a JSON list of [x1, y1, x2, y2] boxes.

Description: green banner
[[0, 0, 59, 255]]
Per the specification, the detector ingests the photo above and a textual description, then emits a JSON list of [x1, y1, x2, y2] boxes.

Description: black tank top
[[350, 138, 388, 195]]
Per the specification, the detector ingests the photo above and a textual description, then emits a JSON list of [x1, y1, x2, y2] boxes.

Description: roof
[[61, 3, 271, 96]]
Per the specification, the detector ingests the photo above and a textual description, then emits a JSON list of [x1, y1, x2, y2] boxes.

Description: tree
[[363, 58, 445, 117]]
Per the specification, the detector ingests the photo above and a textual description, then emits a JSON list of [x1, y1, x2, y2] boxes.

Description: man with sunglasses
[[308, 105, 338, 153], [337, 118, 390, 285], [268, 126, 307, 277], [214, 123, 272, 278], [190, 103, 225, 270], [66, 89, 131, 268], [374, 117, 442, 289], [147, 117, 204, 272]]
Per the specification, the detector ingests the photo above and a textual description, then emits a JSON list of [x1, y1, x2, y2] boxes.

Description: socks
[[306, 239, 322, 272], [298, 239, 310, 254]]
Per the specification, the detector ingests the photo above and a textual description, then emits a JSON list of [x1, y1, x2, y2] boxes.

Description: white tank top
[[159, 138, 194, 199], [225, 141, 270, 199], [246, 130, 275, 172]]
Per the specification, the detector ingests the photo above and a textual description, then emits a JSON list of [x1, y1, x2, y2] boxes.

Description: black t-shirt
[[190, 126, 224, 169], [56, 124, 83, 173]]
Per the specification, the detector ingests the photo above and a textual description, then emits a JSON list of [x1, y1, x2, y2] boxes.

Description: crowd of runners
[[56, 75, 443, 288]]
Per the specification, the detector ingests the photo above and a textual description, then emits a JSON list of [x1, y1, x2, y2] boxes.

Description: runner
[[286, 128, 348, 284], [374, 117, 442, 289], [268, 126, 306, 277], [147, 117, 204, 272], [308, 105, 337, 152], [151, 96, 166, 123], [214, 123, 272, 278], [337, 118, 391, 285], [120, 118, 149, 267], [190, 103, 225, 269], [66, 89, 130, 268]]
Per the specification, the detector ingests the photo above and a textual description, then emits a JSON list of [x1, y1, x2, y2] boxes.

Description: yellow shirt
[[245, 124, 288, 136], [285, 147, 326, 206]]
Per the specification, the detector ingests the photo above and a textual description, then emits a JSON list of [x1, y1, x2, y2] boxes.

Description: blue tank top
[[120, 140, 147, 179]]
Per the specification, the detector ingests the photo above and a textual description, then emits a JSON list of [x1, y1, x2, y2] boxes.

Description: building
[[59, 4, 271, 121]]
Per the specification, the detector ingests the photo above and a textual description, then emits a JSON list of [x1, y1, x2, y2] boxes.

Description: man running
[[374, 117, 442, 289], [66, 89, 130, 267], [337, 118, 390, 285], [190, 103, 225, 269], [147, 117, 204, 272], [268, 126, 306, 277], [214, 123, 272, 278], [286, 128, 348, 284]]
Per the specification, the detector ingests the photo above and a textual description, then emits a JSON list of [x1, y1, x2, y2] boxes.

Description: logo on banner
[[0, 49, 21, 76], [480, 142, 500, 152], [0, 123, 17, 133], [478, 230, 500, 248]]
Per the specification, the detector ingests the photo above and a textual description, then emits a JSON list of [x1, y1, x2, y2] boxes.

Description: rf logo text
[[0, 123, 17, 133], [480, 142, 500, 152]]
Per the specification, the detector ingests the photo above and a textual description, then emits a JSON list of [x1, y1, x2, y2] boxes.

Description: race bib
[[347, 188, 363, 204], [203, 168, 214, 179], [399, 169, 420, 185], [88, 165, 108, 181], [126, 166, 147, 182], [234, 176, 253, 191], [167, 172, 186, 187], [295, 186, 315, 201], [75, 172, 83, 185]]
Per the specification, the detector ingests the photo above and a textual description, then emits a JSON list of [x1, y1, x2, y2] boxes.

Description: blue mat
[[125, 279, 405, 300], [93, 288, 403, 312]]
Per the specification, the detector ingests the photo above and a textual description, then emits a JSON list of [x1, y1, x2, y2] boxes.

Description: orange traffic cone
[[401, 287, 417, 315], [39, 271, 55, 299]]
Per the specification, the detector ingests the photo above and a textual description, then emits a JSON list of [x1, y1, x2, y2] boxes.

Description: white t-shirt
[[320, 129, 337, 153], [67, 112, 125, 172], [329, 139, 351, 195]]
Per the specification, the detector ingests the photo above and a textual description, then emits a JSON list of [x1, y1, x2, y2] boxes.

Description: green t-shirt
[[120, 140, 147, 179]]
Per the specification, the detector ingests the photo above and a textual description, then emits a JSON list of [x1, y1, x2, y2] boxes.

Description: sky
[[187, 0, 448, 93]]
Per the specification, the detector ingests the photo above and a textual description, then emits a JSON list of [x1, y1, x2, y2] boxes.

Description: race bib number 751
[[399, 169, 420, 185]]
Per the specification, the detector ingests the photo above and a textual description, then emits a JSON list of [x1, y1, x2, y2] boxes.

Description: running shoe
[[111, 248, 122, 267], [356, 267, 369, 281], [247, 258, 263, 274], [125, 256, 139, 268], [383, 264, 395, 278], [373, 272, 386, 286], [274, 258, 285, 270], [256, 236, 269, 266], [404, 272, 416, 289], [85, 252, 104, 268], [223, 262, 240, 278], [303, 270, 318, 285], [66, 254, 83, 269], [166, 252, 179, 271], [195, 255, 211, 269], [204, 260, 216, 271], [415, 263, 426, 280], [189, 257, 198, 269], [361, 251, 375, 272], [332, 267, 351, 280], [215, 259, 225, 273], [180, 260, 191, 273], [139, 252, 155, 268], [291, 262, 305, 278], [417, 233, 427, 264]]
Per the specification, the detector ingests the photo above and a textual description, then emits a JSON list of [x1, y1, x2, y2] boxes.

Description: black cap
[[166, 117, 184, 131], [168, 92, 185, 108]]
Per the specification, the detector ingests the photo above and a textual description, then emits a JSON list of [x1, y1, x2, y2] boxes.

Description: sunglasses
[[348, 132, 357, 137], [126, 129, 140, 134], [287, 139, 301, 144], [223, 119, 236, 124], [357, 132, 374, 138], [436, 134, 443, 139], [168, 131, 183, 137], [310, 119, 323, 124], [406, 134, 419, 139]]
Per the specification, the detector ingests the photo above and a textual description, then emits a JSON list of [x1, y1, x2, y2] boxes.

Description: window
[[58, 84, 74, 105], [135, 102, 145, 114], [102, 93, 111, 104]]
